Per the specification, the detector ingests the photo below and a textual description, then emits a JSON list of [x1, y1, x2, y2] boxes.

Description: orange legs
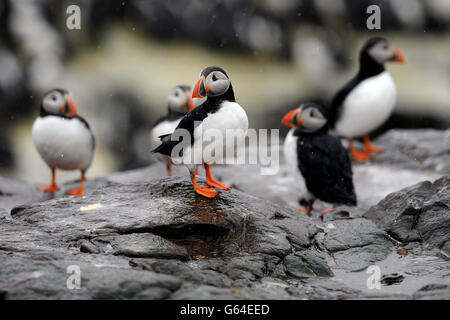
[[297, 202, 337, 216], [348, 139, 371, 162], [297, 202, 313, 216], [204, 164, 231, 190], [190, 171, 218, 198], [348, 134, 383, 162], [189, 164, 231, 198], [166, 162, 172, 176], [363, 134, 383, 153], [66, 172, 85, 196], [38, 168, 60, 192], [320, 206, 337, 215]]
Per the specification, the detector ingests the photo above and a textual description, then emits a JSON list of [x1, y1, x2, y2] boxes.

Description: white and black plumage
[[329, 37, 405, 162], [151, 85, 194, 176], [153, 66, 248, 198], [32, 89, 95, 195], [282, 103, 356, 215]]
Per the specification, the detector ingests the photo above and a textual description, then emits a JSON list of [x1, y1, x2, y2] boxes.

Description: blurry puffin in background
[[329, 37, 405, 162], [32, 89, 95, 195], [282, 103, 356, 215], [151, 85, 194, 176], [153, 66, 248, 198]]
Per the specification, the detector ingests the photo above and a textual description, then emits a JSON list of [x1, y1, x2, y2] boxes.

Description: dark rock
[[318, 218, 393, 271], [2, 175, 337, 299], [381, 273, 404, 286], [364, 176, 450, 253], [373, 129, 450, 174], [413, 284, 450, 300], [93, 233, 190, 260], [1, 131, 449, 299]]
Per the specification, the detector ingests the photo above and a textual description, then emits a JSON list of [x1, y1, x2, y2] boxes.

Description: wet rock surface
[[0, 129, 449, 299], [364, 176, 450, 255]]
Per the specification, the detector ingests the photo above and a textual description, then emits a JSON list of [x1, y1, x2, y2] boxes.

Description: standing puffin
[[329, 37, 405, 161], [282, 103, 356, 215], [32, 89, 95, 195], [153, 66, 248, 198], [151, 85, 194, 176]]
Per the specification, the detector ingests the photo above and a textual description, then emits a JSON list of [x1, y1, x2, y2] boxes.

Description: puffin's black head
[[282, 103, 328, 133], [40, 88, 77, 117], [167, 85, 194, 113], [192, 66, 232, 99], [360, 37, 405, 66]]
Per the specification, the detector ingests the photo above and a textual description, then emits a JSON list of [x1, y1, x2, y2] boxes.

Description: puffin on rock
[[282, 103, 357, 215], [329, 37, 405, 162], [151, 85, 194, 176], [153, 66, 248, 198], [32, 89, 95, 195]]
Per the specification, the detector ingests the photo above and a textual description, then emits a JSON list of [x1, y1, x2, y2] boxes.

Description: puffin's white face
[[192, 69, 230, 98], [42, 90, 66, 115], [298, 106, 327, 132], [281, 104, 327, 133], [167, 87, 191, 113], [367, 39, 404, 65], [203, 71, 230, 97], [41, 89, 77, 117]]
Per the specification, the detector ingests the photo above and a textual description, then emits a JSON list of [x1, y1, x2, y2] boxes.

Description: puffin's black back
[[294, 129, 357, 206], [152, 80, 235, 156], [328, 37, 387, 129]]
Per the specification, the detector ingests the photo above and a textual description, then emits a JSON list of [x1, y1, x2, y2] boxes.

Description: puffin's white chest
[[183, 101, 248, 167], [32, 116, 94, 171], [283, 129, 310, 200], [335, 71, 396, 138]]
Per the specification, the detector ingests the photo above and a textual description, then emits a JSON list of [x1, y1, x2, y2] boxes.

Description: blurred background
[[0, 0, 449, 183]]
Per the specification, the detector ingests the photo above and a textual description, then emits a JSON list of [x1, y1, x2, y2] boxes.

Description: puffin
[[153, 66, 248, 198], [282, 103, 356, 215], [32, 89, 95, 195], [151, 85, 194, 176], [329, 37, 405, 162]]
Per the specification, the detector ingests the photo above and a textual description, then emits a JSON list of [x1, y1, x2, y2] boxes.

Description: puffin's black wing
[[328, 76, 360, 129], [152, 105, 209, 156], [296, 133, 356, 206]]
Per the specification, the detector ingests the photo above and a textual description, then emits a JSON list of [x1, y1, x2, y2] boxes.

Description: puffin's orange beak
[[186, 92, 195, 111], [282, 108, 301, 128], [389, 47, 405, 63], [65, 95, 77, 117], [192, 76, 206, 98]]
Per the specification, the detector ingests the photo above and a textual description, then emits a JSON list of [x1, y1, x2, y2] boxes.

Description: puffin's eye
[[310, 111, 315, 118], [212, 73, 218, 82], [51, 95, 56, 101]]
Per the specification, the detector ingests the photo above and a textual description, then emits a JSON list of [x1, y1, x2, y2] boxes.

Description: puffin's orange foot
[[364, 144, 383, 154], [206, 179, 231, 190], [66, 186, 84, 196], [350, 149, 371, 162], [38, 184, 59, 192], [320, 206, 337, 215], [296, 204, 312, 216], [194, 185, 219, 198]]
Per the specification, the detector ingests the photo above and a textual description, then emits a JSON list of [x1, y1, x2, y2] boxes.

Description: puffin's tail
[[152, 134, 178, 156]]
